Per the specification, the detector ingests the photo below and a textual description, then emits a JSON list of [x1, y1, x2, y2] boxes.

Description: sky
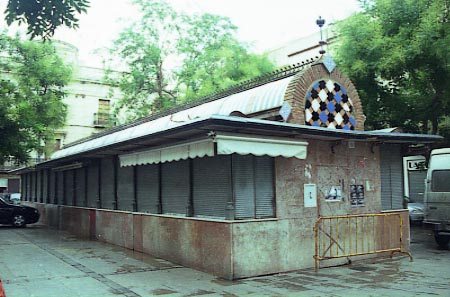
[[0, 0, 361, 67]]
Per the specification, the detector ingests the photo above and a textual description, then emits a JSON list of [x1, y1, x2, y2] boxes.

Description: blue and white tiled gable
[[305, 79, 357, 130], [283, 55, 365, 130]]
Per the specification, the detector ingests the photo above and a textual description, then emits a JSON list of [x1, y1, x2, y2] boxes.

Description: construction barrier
[[314, 212, 412, 270]]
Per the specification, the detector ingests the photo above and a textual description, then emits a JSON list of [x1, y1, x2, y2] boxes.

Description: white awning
[[119, 135, 308, 167], [215, 135, 308, 159]]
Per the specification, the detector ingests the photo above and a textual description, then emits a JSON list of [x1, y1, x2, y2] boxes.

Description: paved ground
[[0, 224, 449, 297]]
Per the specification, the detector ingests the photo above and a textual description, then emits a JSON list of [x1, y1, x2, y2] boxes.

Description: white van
[[424, 148, 450, 248]]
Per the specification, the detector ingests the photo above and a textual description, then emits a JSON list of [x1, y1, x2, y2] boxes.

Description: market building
[[16, 56, 441, 279]]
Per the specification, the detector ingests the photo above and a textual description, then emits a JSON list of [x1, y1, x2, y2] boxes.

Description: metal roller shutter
[[22, 174, 26, 200], [30, 172, 36, 201], [87, 162, 99, 208], [28, 173, 32, 201], [65, 170, 74, 205], [101, 157, 115, 209], [36, 171, 42, 202], [56, 171, 64, 205], [255, 156, 275, 218], [193, 156, 231, 218], [161, 160, 189, 215], [380, 144, 404, 210], [42, 170, 48, 203], [75, 168, 86, 206], [136, 164, 159, 213], [408, 170, 426, 203], [21, 175, 26, 200], [48, 171, 55, 204], [233, 154, 256, 219], [117, 166, 134, 211]]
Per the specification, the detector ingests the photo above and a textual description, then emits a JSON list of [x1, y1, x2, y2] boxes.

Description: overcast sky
[[1, 0, 361, 67]]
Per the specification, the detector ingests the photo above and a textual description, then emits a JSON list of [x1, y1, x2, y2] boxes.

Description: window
[[432, 170, 450, 192], [94, 99, 111, 126]]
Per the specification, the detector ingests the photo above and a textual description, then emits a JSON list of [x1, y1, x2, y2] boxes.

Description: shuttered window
[[380, 144, 403, 210], [21, 174, 26, 200], [32, 171, 37, 201], [233, 155, 256, 219], [408, 170, 426, 203], [101, 157, 115, 209], [75, 168, 86, 207], [117, 166, 134, 211], [48, 171, 55, 204], [42, 170, 48, 203], [87, 162, 99, 208], [36, 171, 42, 202], [21, 174, 26, 201], [233, 155, 275, 219], [65, 170, 74, 206], [161, 160, 189, 215], [255, 156, 275, 218], [56, 171, 64, 205], [136, 164, 160, 213], [193, 156, 231, 218]]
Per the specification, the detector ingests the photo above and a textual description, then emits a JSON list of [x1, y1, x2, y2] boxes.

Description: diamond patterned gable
[[304, 79, 356, 130]]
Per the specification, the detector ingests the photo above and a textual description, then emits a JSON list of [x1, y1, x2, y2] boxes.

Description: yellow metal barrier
[[313, 213, 413, 270]]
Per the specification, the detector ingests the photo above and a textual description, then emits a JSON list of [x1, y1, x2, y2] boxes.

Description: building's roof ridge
[[63, 57, 320, 149]]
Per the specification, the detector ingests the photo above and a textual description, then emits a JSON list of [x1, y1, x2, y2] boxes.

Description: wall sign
[[406, 159, 427, 171], [304, 184, 317, 208], [325, 186, 342, 201], [350, 185, 364, 206]]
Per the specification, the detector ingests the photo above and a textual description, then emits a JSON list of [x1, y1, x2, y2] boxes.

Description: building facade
[[17, 57, 441, 279], [1, 41, 122, 194]]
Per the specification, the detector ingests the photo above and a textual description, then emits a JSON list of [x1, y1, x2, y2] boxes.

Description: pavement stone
[[0, 224, 449, 297]]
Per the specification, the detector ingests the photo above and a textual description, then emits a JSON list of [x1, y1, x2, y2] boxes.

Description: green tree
[[0, 34, 72, 163], [4, 0, 90, 39], [335, 0, 450, 135], [177, 14, 274, 101], [107, 0, 275, 122]]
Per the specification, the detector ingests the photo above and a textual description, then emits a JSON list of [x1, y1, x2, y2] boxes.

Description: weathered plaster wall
[[140, 216, 233, 279], [60, 206, 91, 239], [95, 210, 134, 250], [230, 140, 384, 277]]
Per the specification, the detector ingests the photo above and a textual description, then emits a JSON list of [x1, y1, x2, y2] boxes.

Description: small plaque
[[279, 102, 292, 122], [304, 184, 317, 208]]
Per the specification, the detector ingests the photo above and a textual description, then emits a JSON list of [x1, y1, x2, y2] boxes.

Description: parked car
[[424, 148, 450, 248], [0, 192, 21, 204], [408, 202, 425, 224], [0, 197, 40, 227]]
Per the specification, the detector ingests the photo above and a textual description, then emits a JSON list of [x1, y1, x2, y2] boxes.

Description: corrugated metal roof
[[13, 115, 443, 173], [51, 76, 294, 160]]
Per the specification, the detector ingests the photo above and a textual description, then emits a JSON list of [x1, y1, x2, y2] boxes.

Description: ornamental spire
[[316, 16, 326, 55]]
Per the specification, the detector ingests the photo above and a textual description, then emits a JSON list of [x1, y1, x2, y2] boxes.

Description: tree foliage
[[4, 0, 90, 39], [0, 34, 71, 163], [335, 0, 450, 136], [107, 0, 275, 122]]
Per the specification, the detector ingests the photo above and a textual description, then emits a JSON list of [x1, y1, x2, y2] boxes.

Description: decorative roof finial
[[316, 16, 326, 55]]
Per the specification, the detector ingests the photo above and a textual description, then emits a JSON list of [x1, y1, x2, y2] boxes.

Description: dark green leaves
[[335, 0, 449, 139], [4, 0, 90, 39], [0, 34, 71, 163], [107, 0, 275, 123]]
